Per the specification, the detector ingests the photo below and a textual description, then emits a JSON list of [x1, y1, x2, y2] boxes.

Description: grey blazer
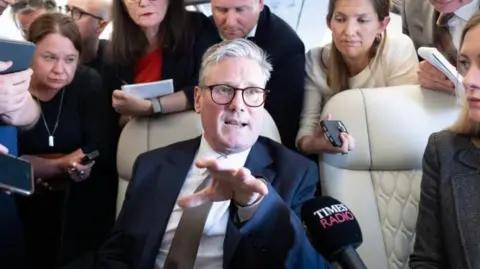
[[390, 0, 403, 14], [410, 130, 480, 269], [402, 0, 438, 50]]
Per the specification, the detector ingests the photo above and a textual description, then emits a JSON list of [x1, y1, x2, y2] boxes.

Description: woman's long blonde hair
[[321, 0, 390, 93], [449, 11, 480, 136]]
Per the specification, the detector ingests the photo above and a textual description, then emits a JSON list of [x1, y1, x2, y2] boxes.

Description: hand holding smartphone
[[320, 120, 349, 148], [0, 153, 34, 196], [68, 150, 99, 182], [319, 115, 356, 154], [0, 39, 35, 75], [79, 150, 99, 165]]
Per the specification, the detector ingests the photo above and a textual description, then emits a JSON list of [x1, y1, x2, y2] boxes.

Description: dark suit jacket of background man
[[402, 0, 480, 50], [401, 0, 439, 51], [209, 5, 306, 152], [94, 136, 330, 269]]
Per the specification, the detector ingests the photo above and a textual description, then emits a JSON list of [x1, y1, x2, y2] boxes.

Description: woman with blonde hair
[[410, 10, 480, 268]]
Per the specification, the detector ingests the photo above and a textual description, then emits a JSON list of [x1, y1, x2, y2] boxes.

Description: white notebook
[[121, 79, 174, 99], [417, 47, 465, 102]]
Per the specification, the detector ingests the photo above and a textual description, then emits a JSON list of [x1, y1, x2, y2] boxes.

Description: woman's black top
[[17, 65, 118, 265], [19, 65, 115, 167]]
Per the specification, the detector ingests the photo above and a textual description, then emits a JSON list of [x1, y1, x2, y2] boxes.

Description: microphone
[[301, 196, 367, 269]]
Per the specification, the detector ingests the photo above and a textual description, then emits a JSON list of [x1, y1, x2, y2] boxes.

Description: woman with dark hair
[[15, 12, 117, 268], [105, 0, 217, 126], [296, 0, 419, 155], [10, 0, 57, 36]]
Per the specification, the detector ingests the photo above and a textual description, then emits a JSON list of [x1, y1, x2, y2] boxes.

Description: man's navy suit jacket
[[94, 136, 331, 269]]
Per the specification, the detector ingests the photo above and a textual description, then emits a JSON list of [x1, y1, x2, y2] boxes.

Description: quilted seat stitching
[[372, 170, 422, 269]]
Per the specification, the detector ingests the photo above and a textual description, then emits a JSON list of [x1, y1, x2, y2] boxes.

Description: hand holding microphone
[[301, 196, 367, 269]]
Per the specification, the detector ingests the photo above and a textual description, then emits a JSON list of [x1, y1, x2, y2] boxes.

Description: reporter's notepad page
[[417, 47, 462, 85], [418, 47, 465, 102], [121, 79, 174, 99]]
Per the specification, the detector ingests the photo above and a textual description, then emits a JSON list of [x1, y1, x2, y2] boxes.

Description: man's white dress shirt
[[155, 136, 254, 269], [448, 0, 479, 50]]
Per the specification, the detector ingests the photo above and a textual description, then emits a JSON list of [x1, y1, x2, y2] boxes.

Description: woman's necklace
[[33, 88, 66, 147]]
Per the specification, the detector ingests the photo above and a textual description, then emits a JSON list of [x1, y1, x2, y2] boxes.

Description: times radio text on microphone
[[313, 203, 355, 228]]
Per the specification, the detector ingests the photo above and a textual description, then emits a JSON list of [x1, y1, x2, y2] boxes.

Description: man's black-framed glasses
[[64, 5, 103, 21], [204, 84, 269, 107]]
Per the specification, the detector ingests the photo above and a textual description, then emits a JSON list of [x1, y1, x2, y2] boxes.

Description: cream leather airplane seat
[[116, 109, 281, 217], [319, 85, 459, 269]]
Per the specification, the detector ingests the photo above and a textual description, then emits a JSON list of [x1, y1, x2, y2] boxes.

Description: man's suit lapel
[[223, 139, 276, 269], [139, 137, 201, 268], [244, 139, 276, 182], [450, 149, 480, 268], [427, 7, 440, 47], [252, 6, 268, 47], [208, 16, 223, 43]]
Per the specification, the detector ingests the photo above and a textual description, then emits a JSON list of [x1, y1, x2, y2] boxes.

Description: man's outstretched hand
[[177, 159, 268, 208]]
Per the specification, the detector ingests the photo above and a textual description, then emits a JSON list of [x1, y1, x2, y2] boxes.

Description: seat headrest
[[117, 109, 280, 180], [321, 85, 460, 170]]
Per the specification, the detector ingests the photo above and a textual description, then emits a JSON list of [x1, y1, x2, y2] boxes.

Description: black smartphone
[[320, 120, 349, 147], [79, 150, 100, 165], [0, 154, 34, 196], [0, 39, 36, 75]]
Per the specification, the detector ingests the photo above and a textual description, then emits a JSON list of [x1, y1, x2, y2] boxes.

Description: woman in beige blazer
[[296, 0, 419, 156]]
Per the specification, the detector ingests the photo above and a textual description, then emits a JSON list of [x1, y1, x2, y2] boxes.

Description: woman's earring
[[375, 34, 382, 43]]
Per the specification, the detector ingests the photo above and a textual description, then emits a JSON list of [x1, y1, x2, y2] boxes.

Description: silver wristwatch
[[151, 98, 162, 114]]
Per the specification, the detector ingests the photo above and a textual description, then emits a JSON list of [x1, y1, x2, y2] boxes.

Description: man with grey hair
[[95, 39, 330, 269], [208, 0, 306, 153], [65, 0, 111, 74]]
